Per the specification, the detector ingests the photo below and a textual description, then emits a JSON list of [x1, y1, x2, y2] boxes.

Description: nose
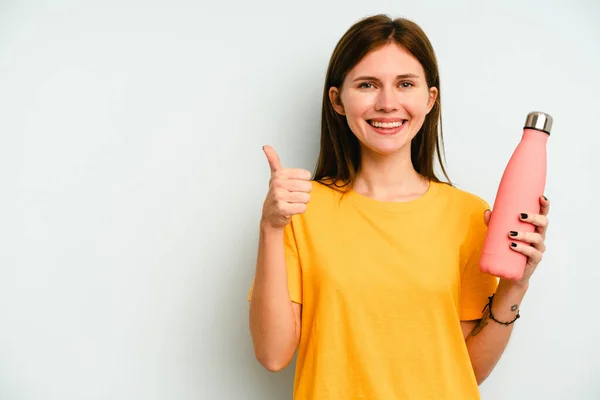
[[375, 87, 398, 112]]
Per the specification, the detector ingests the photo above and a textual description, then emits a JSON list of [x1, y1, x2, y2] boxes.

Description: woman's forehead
[[348, 44, 425, 79]]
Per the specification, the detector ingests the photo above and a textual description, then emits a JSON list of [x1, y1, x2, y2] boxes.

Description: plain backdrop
[[1, 0, 599, 399]]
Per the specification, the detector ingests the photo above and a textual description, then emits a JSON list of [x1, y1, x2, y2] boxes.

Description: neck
[[353, 145, 429, 202]]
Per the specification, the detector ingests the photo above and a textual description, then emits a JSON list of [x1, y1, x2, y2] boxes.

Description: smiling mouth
[[367, 120, 407, 128]]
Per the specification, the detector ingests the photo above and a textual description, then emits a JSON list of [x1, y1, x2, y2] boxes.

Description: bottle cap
[[524, 111, 553, 135]]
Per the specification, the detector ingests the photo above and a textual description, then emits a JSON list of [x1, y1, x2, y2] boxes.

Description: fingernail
[[510, 231, 518, 236], [511, 242, 517, 247], [543, 195, 548, 201], [520, 213, 528, 219]]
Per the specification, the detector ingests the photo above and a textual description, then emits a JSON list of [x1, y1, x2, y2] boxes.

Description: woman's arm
[[249, 145, 310, 371], [462, 280, 528, 385], [249, 222, 302, 372], [463, 196, 550, 384]]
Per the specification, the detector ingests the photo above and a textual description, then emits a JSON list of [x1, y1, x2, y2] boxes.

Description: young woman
[[248, 14, 550, 399]]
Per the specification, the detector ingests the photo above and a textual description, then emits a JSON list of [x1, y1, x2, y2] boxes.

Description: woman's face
[[329, 43, 438, 157]]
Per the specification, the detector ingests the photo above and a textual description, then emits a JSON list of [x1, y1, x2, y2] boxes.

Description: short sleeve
[[247, 217, 303, 304], [459, 201, 499, 321]]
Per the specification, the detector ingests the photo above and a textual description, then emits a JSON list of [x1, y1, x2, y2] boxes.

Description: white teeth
[[370, 120, 405, 128]]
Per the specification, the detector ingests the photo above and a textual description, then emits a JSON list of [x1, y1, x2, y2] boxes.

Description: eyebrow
[[352, 74, 420, 82]]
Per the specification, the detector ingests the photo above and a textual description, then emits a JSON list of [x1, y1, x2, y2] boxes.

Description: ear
[[426, 86, 438, 114], [328, 86, 345, 115]]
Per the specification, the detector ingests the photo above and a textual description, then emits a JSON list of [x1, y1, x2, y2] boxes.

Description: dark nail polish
[[511, 242, 517, 247], [510, 231, 518, 236], [520, 213, 528, 219], [543, 195, 548, 201]]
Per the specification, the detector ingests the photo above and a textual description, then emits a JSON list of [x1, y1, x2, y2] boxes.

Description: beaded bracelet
[[482, 294, 520, 326]]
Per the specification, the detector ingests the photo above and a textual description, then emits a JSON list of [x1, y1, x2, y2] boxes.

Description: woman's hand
[[261, 145, 312, 231], [484, 195, 550, 286]]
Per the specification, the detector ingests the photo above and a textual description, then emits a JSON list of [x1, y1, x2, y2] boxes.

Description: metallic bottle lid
[[524, 111, 553, 135]]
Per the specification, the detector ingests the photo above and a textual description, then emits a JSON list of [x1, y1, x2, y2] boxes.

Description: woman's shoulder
[[436, 182, 490, 237], [285, 179, 346, 227], [298, 178, 348, 214], [437, 181, 490, 215], [310, 178, 349, 197]]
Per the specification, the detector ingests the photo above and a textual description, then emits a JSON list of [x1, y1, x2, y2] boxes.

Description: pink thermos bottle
[[479, 111, 553, 281]]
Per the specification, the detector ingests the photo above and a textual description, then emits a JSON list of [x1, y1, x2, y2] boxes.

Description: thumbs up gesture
[[261, 145, 312, 230]]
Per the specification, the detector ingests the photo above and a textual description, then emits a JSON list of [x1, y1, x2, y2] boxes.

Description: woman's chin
[[362, 139, 411, 157]]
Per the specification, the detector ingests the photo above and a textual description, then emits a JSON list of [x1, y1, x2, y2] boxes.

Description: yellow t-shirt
[[249, 179, 498, 399]]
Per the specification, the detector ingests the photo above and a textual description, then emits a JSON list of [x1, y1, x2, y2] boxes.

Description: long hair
[[313, 14, 451, 189]]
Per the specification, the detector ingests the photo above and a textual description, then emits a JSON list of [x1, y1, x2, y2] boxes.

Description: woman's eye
[[357, 82, 413, 89]]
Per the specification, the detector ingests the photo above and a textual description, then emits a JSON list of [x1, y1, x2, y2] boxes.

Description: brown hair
[[313, 14, 452, 189]]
